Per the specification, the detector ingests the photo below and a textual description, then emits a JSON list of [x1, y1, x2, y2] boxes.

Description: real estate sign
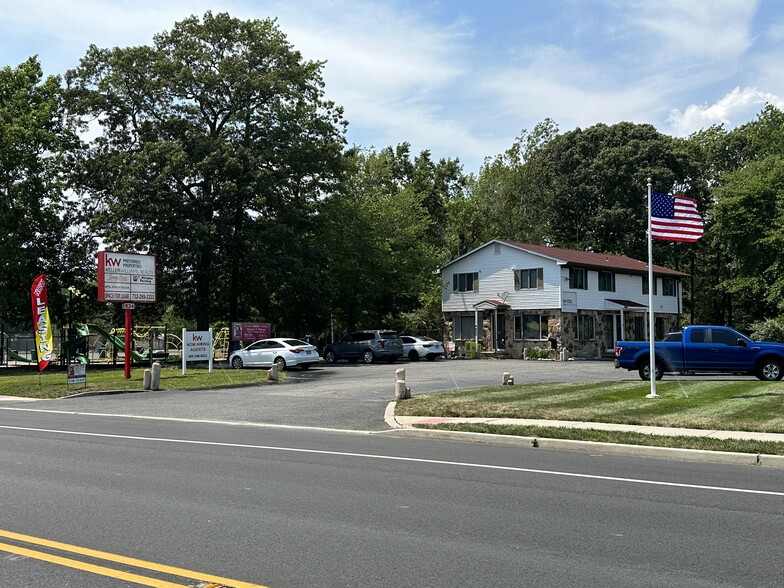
[[182, 329, 213, 374], [97, 251, 157, 303], [230, 322, 271, 341]]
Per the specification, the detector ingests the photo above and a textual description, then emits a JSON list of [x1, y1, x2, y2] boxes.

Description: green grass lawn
[[395, 380, 784, 433], [0, 364, 275, 399], [396, 380, 784, 455]]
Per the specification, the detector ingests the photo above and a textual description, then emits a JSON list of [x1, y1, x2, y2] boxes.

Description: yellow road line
[[0, 529, 268, 588], [0, 541, 189, 588]]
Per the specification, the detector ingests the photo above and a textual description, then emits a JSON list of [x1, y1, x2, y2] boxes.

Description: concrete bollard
[[151, 361, 161, 391], [502, 372, 514, 385], [143, 369, 151, 390], [267, 363, 279, 381], [394, 368, 410, 399]]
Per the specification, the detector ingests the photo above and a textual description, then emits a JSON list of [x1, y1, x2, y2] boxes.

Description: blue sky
[[2, 0, 783, 174]]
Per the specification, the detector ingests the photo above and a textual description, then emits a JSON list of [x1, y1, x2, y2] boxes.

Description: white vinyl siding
[[441, 241, 681, 315], [441, 243, 560, 312]]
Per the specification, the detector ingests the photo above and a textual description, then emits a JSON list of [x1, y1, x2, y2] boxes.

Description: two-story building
[[439, 239, 688, 359]]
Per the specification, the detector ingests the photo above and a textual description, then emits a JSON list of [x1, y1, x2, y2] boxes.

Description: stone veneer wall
[[445, 311, 680, 360]]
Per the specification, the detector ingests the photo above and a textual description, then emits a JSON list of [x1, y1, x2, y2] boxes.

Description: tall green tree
[[0, 57, 87, 327], [65, 12, 346, 330], [319, 145, 459, 334], [689, 105, 784, 327], [713, 146, 784, 324], [447, 119, 558, 257]]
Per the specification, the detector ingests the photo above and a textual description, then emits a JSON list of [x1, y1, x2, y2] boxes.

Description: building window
[[514, 268, 543, 290], [662, 278, 676, 297], [453, 272, 479, 292], [454, 316, 476, 340], [569, 267, 587, 290], [576, 314, 594, 340], [515, 314, 547, 340], [642, 276, 657, 295], [598, 271, 615, 292]]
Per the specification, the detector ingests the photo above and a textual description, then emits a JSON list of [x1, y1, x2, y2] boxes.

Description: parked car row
[[229, 330, 445, 370]]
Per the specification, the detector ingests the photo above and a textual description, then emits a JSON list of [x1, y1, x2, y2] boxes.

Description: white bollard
[[395, 368, 406, 383], [151, 362, 161, 391], [395, 379, 408, 400], [267, 363, 279, 382], [143, 369, 151, 390]]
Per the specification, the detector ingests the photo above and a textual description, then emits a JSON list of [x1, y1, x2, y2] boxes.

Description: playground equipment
[[2, 324, 230, 366], [2, 333, 33, 363]]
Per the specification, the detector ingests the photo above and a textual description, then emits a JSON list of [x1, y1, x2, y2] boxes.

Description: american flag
[[650, 192, 703, 242]]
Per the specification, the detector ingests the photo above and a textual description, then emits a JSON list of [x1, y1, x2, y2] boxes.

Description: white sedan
[[401, 335, 445, 361], [229, 338, 319, 370]]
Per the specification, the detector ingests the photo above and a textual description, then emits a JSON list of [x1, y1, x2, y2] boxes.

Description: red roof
[[499, 240, 688, 277]]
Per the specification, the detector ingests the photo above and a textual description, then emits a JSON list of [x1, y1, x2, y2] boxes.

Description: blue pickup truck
[[614, 325, 784, 381]]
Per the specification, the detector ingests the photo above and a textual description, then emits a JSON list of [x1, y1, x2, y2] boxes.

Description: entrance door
[[495, 313, 506, 350]]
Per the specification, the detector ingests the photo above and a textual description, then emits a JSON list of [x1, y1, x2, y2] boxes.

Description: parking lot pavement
[[2, 359, 632, 431]]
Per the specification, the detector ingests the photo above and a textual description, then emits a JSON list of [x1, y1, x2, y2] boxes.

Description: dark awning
[[605, 298, 647, 309]]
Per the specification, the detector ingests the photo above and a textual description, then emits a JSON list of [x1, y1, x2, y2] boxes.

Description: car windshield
[[380, 331, 399, 339], [283, 339, 310, 346]]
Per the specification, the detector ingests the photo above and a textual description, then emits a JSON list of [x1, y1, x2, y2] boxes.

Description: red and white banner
[[30, 274, 53, 372]]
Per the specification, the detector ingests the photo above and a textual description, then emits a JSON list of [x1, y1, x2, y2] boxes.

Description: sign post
[[97, 252, 157, 379]]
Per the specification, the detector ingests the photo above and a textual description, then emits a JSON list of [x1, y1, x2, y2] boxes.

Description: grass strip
[[415, 423, 784, 455], [0, 365, 276, 399]]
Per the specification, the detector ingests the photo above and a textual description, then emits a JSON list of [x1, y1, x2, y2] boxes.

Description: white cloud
[[617, 0, 756, 62], [667, 87, 784, 136]]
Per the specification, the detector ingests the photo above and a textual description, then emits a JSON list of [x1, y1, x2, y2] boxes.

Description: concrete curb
[[383, 402, 784, 468]]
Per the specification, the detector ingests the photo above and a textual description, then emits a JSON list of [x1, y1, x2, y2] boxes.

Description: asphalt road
[[1, 408, 782, 587], [3, 359, 637, 430]]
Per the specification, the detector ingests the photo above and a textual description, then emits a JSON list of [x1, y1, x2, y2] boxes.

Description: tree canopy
[[65, 12, 346, 330], [2, 12, 784, 339]]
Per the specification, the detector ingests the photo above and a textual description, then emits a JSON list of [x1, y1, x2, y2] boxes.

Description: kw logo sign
[[105, 256, 122, 267]]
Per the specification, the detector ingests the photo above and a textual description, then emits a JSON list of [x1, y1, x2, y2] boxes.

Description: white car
[[400, 335, 445, 361], [229, 338, 319, 370]]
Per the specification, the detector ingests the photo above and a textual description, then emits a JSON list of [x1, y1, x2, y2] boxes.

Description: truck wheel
[[324, 349, 337, 364], [756, 359, 783, 381], [638, 361, 663, 381]]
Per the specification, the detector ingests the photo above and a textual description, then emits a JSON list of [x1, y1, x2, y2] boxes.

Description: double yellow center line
[[0, 529, 268, 587]]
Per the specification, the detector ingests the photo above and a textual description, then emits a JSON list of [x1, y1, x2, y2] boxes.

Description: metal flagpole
[[646, 178, 659, 398]]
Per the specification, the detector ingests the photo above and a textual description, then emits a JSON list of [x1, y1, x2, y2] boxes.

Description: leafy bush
[[750, 317, 784, 342], [525, 347, 550, 360]]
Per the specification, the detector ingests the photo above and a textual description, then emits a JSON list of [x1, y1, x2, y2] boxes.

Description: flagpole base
[[646, 393, 660, 399]]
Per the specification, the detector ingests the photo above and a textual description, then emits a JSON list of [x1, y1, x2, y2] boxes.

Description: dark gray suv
[[323, 330, 404, 364]]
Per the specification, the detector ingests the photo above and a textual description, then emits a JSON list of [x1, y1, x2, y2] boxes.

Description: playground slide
[[86, 324, 149, 361], [2, 334, 33, 362]]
